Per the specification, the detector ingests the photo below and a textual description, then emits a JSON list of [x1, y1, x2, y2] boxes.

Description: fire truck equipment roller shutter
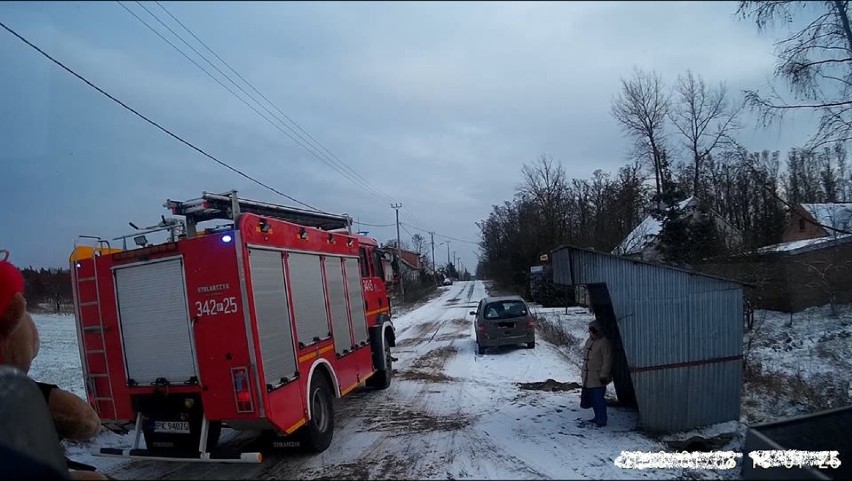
[[114, 258, 198, 386], [248, 248, 298, 386], [323, 257, 354, 356], [343, 258, 369, 347], [287, 252, 331, 346]]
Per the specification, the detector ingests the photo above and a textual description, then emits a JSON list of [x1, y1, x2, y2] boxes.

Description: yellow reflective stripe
[[298, 351, 317, 363], [365, 307, 389, 317], [340, 381, 360, 396], [284, 418, 306, 434], [298, 344, 335, 363]]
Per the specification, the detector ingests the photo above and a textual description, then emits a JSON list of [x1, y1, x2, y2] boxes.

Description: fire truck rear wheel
[[300, 374, 334, 453], [367, 336, 393, 390]]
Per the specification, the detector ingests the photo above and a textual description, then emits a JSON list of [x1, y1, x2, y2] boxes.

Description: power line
[[0, 19, 322, 212], [135, 2, 388, 203], [435, 232, 480, 245], [400, 223, 416, 239], [129, 2, 455, 235], [399, 221, 431, 234], [117, 2, 390, 205], [130, 1, 396, 205], [153, 1, 397, 205], [354, 221, 395, 228], [400, 221, 479, 245], [115, 3, 324, 163], [133, 2, 483, 244]]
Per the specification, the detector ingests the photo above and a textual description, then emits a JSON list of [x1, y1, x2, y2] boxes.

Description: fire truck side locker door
[[247, 248, 298, 387], [343, 257, 370, 347], [323, 256, 355, 356], [286, 252, 331, 347]]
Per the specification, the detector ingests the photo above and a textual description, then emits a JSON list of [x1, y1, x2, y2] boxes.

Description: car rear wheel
[[526, 341, 535, 349], [477, 343, 485, 355]]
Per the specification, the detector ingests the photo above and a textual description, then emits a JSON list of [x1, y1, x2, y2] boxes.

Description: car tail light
[[231, 367, 254, 413], [477, 322, 486, 332], [527, 317, 535, 328]]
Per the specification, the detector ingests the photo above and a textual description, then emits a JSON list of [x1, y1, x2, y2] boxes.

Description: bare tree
[[738, 1, 852, 148], [611, 67, 670, 198], [517, 154, 569, 245], [410, 233, 427, 258], [796, 255, 851, 317], [670, 70, 742, 196]]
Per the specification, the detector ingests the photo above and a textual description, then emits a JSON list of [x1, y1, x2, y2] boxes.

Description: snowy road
[[33, 280, 693, 479]]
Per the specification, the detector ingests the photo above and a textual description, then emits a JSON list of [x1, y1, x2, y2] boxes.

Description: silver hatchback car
[[471, 295, 535, 355]]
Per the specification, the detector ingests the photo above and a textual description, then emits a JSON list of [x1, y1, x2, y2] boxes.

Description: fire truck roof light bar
[[165, 192, 352, 232]]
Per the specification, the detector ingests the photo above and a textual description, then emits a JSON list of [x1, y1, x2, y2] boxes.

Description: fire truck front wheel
[[299, 374, 334, 453]]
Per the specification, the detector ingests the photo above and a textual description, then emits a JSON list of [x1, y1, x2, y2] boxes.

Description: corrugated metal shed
[[551, 245, 743, 432]]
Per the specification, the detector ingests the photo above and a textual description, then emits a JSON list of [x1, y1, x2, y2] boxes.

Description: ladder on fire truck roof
[[165, 191, 353, 236]]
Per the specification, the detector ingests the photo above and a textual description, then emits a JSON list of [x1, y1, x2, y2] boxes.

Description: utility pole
[[391, 203, 404, 300], [430, 231, 436, 273], [446, 241, 451, 267]]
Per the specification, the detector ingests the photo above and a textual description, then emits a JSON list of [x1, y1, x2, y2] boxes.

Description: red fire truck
[[69, 192, 396, 463]]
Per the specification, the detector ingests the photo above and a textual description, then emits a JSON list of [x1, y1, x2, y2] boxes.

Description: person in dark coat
[[581, 320, 613, 427]]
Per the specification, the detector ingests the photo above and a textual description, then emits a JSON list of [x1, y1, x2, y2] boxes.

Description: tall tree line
[[476, 155, 649, 289], [20, 267, 73, 309], [479, 0, 852, 287], [477, 143, 851, 290], [478, 77, 852, 290]]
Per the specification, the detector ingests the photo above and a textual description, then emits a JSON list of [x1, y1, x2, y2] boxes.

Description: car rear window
[[483, 300, 528, 320]]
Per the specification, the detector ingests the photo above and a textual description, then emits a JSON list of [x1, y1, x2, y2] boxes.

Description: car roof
[[481, 295, 526, 304]]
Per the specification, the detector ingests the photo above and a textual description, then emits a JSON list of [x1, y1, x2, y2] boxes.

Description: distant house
[[382, 244, 427, 288], [696, 202, 852, 313], [612, 197, 743, 262], [781, 203, 852, 243], [399, 249, 423, 271]]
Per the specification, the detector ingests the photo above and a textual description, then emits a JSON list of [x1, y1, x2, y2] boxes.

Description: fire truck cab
[[70, 192, 396, 463]]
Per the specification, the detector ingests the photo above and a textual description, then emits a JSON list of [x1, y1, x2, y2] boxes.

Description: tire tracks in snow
[[104, 282, 552, 480]]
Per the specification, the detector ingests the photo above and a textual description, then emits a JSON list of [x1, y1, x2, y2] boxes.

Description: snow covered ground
[[28, 313, 139, 473], [29, 281, 851, 479], [741, 304, 852, 424], [26, 281, 721, 479]]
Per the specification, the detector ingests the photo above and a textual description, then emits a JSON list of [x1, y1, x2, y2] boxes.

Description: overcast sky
[[0, 1, 818, 270]]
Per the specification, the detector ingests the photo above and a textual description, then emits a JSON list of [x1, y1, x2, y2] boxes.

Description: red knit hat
[[0, 250, 25, 332]]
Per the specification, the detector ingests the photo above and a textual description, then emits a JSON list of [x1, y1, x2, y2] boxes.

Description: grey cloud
[[0, 1, 823, 270]]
